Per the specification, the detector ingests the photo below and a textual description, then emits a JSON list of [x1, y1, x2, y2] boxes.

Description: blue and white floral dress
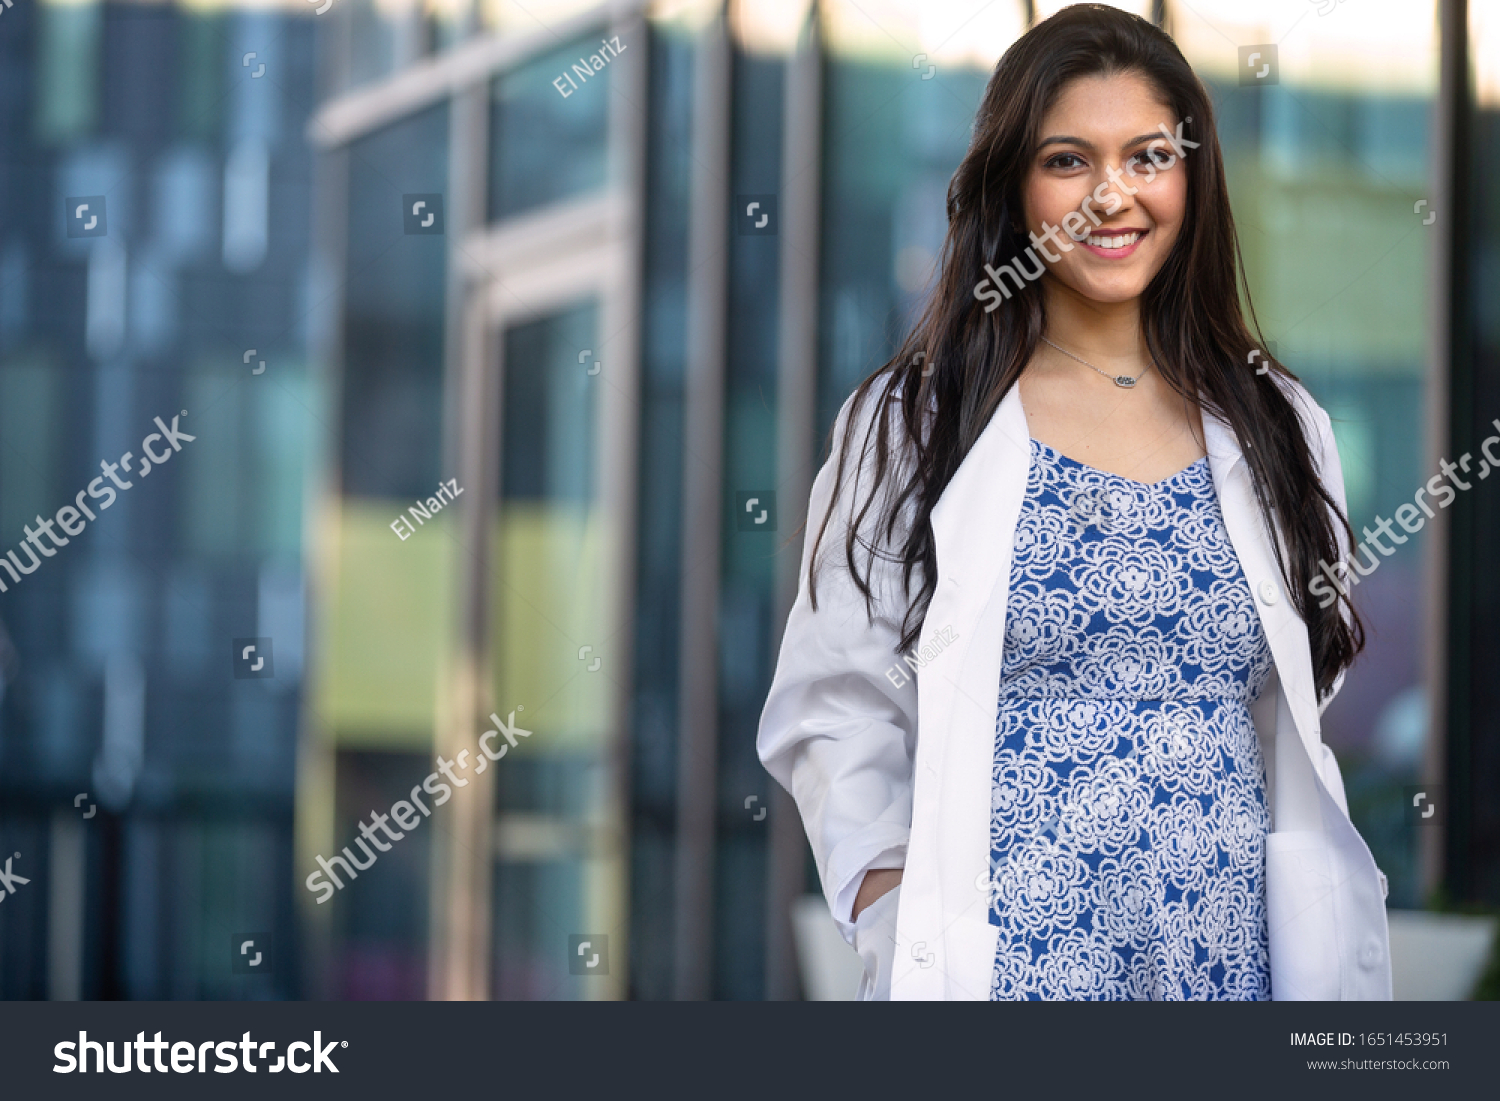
[[987, 438, 1276, 1000]]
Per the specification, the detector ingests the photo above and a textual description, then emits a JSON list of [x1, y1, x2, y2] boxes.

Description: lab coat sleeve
[[757, 389, 920, 944]]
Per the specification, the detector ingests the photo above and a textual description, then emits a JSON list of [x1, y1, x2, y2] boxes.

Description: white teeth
[[1086, 231, 1141, 249]]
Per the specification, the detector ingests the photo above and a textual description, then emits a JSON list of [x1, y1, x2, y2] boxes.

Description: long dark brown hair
[[809, 3, 1362, 699]]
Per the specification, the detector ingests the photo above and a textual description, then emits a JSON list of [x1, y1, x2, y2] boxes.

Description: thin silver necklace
[[1040, 336, 1154, 389]]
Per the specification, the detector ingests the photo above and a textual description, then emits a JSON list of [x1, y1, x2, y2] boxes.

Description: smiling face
[[1020, 70, 1188, 306]]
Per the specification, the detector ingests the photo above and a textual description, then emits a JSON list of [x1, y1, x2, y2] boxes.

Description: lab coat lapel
[[1201, 412, 1325, 771], [1204, 412, 1365, 1000], [895, 384, 1030, 999]]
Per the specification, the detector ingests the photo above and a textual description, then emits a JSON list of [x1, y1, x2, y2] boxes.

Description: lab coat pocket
[[852, 883, 902, 1001], [1265, 830, 1340, 1000]]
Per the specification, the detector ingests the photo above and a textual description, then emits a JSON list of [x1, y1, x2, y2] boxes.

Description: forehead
[[1039, 72, 1176, 140]]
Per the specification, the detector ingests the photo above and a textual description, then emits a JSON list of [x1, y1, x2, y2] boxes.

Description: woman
[[758, 4, 1391, 1001]]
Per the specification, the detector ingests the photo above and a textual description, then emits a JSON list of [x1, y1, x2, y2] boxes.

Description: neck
[[1040, 277, 1149, 364]]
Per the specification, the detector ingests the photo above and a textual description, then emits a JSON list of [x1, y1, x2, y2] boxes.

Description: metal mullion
[[765, 4, 823, 1002], [429, 80, 496, 1002], [294, 136, 351, 1001], [308, 0, 651, 151], [589, 2, 651, 1002], [672, 3, 732, 1002], [1427, 0, 1468, 902]]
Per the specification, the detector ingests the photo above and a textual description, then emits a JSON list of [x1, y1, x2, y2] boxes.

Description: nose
[[1094, 165, 1137, 215]]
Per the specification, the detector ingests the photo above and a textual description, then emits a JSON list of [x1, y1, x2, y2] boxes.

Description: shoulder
[[828, 371, 930, 472], [832, 371, 913, 436]]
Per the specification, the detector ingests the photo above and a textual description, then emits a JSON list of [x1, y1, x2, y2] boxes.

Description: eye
[[1044, 152, 1086, 170], [1131, 146, 1175, 168]]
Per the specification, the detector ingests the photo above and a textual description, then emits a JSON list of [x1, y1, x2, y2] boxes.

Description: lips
[[1079, 227, 1147, 257]]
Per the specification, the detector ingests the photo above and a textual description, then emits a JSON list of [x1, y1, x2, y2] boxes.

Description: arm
[[852, 868, 905, 921], [757, 389, 919, 943]]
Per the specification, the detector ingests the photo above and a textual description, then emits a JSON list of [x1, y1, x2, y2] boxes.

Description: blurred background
[[0, 0, 1496, 1001]]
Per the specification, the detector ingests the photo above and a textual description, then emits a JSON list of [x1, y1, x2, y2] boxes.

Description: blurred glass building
[[0, 0, 1496, 1001]]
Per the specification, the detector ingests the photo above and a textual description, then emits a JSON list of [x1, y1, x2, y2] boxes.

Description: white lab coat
[[759, 377, 1393, 1000]]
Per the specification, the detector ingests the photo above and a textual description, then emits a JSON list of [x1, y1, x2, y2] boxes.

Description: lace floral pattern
[[988, 439, 1274, 1001]]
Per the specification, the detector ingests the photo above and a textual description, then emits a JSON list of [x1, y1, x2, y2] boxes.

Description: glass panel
[[35, 0, 101, 143], [488, 36, 611, 221], [330, 750, 432, 999], [1, 4, 317, 1000], [820, 0, 1024, 68], [817, 53, 993, 432], [315, 501, 456, 742], [499, 304, 598, 503], [324, 103, 454, 747], [0, 359, 60, 541], [174, 12, 225, 142], [346, 0, 400, 91], [341, 102, 449, 500], [490, 299, 611, 999]]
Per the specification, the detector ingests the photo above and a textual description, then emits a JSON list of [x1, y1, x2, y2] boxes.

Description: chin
[[1068, 279, 1151, 304]]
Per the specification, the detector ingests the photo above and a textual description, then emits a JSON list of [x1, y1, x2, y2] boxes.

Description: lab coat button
[[1257, 580, 1279, 605], [1358, 937, 1383, 969]]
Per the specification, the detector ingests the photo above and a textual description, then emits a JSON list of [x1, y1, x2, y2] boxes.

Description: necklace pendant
[[1114, 375, 1138, 388]]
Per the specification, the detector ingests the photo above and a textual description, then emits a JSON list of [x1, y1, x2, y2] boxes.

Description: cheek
[[1149, 173, 1189, 233], [1023, 176, 1077, 230]]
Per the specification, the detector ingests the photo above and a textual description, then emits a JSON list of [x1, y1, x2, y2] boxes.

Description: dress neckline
[[1030, 437, 1208, 490]]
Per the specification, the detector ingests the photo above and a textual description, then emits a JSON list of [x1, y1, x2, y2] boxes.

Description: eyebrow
[[1037, 132, 1165, 152]]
